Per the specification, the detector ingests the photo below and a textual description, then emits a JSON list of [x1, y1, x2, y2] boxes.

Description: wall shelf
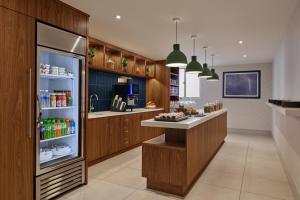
[[266, 102, 300, 117]]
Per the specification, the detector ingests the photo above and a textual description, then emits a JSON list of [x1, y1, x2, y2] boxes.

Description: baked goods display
[[154, 112, 188, 122], [146, 100, 157, 109]]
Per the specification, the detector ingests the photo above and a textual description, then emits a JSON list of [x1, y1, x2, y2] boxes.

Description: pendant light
[[166, 17, 187, 68], [207, 54, 219, 81], [185, 35, 203, 74], [198, 46, 212, 78]]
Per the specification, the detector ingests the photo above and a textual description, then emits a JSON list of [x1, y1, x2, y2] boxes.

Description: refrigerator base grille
[[36, 160, 85, 200]]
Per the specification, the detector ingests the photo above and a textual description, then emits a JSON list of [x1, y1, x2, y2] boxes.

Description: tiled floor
[[58, 133, 295, 200]]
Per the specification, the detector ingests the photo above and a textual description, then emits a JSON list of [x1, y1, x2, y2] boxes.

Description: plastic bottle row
[[40, 90, 72, 108], [40, 118, 76, 141]]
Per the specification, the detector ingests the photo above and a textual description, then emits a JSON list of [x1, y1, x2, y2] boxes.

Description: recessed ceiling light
[[243, 54, 247, 58], [115, 15, 121, 19], [239, 40, 244, 44]]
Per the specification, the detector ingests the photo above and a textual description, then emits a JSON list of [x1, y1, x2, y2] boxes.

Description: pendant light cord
[[204, 47, 207, 63], [193, 38, 195, 56], [175, 21, 178, 44]]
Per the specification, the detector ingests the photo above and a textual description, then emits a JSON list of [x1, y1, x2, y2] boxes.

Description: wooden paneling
[[0, 7, 35, 200], [142, 112, 227, 196], [36, 0, 89, 36], [109, 116, 122, 153], [1, 0, 37, 17], [146, 61, 170, 112]]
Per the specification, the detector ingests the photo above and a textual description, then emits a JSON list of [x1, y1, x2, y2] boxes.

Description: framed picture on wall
[[223, 70, 261, 98]]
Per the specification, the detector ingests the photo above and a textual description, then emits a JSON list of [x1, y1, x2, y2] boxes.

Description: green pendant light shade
[[207, 54, 219, 81], [199, 63, 212, 78], [198, 47, 212, 78], [166, 17, 187, 68], [186, 35, 203, 73], [166, 44, 188, 67], [207, 69, 219, 81]]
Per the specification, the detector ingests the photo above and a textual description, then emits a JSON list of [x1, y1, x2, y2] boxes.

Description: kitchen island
[[141, 109, 227, 196]]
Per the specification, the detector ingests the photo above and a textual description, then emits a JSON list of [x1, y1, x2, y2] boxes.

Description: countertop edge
[[141, 108, 228, 129], [88, 108, 164, 119]]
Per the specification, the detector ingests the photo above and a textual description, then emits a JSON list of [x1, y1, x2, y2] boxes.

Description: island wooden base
[[142, 112, 227, 196]]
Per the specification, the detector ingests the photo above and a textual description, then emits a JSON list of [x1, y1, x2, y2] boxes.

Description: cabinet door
[[0, 7, 35, 200], [128, 114, 142, 145], [37, 0, 88, 36], [1, 0, 37, 17], [108, 116, 122, 154]]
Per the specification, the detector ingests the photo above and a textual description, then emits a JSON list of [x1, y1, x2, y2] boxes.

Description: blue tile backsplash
[[88, 69, 146, 112]]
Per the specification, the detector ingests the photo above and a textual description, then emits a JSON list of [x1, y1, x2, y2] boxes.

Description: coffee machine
[[112, 80, 139, 112]]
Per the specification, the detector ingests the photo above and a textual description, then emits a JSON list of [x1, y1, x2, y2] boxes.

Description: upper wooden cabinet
[[37, 0, 89, 36], [0, 7, 35, 200], [1, 0, 37, 17], [1, 0, 89, 36]]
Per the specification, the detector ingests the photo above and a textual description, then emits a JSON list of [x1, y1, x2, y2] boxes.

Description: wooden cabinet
[[0, 7, 35, 200], [86, 111, 164, 166], [37, 0, 89, 36], [86, 117, 110, 163], [1, 0, 37, 17]]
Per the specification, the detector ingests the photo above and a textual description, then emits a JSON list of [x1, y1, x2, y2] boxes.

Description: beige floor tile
[[64, 180, 135, 200], [199, 169, 243, 190], [206, 153, 246, 175], [185, 182, 240, 200], [103, 167, 146, 189], [242, 175, 294, 200], [240, 192, 283, 200], [88, 162, 123, 180], [125, 190, 176, 200], [102, 152, 140, 167], [126, 156, 142, 170], [245, 160, 288, 182]]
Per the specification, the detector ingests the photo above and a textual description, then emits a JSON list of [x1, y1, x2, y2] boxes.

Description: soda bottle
[[61, 119, 66, 136], [51, 119, 56, 138], [40, 120, 45, 140], [65, 119, 70, 135], [56, 120, 61, 137], [70, 120, 75, 134]]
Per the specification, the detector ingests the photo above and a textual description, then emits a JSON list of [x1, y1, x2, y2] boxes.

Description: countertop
[[88, 108, 164, 119], [141, 108, 228, 129]]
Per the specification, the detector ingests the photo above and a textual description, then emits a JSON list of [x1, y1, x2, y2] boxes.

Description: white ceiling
[[62, 0, 298, 66]]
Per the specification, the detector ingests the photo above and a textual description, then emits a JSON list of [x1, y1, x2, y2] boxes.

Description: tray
[[154, 116, 189, 122]]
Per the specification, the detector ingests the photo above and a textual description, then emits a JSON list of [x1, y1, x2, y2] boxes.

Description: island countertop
[[141, 108, 227, 129]]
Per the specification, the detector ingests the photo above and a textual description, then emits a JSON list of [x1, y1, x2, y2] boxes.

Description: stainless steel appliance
[[35, 22, 86, 200], [112, 83, 139, 111]]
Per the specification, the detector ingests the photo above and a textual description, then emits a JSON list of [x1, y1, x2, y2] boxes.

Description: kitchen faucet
[[89, 94, 99, 112]]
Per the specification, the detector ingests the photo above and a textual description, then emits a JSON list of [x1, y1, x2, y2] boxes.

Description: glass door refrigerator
[[35, 22, 86, 200]]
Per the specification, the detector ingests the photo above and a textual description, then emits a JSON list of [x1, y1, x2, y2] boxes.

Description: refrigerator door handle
[[37, 94, 42, 129], [28, 68, 32, 138]]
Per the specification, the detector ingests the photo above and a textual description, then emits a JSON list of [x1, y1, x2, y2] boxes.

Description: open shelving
[[40, 134, 76, 143], [88, 37, 156, 78], [170, 68, 180, 102]]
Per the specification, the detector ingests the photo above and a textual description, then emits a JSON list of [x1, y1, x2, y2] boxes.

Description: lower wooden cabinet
[[87, 111, 164, 165]]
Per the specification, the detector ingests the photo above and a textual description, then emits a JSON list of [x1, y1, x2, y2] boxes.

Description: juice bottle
[[62, 93, 67, 107], [56, 120, 61, 137], [65, 119, 70, 135], [50, 94, 56, 107]]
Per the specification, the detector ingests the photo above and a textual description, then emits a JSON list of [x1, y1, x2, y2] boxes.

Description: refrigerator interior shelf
[[40, 73, 75, 80], [40, 151, 74, 164], [42, 106, 75, 110], [40, 134, 76, 143]]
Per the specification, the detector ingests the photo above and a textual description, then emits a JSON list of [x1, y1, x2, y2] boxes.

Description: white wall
[[272, 1, 300, 198], [186, 63, 272, 131]]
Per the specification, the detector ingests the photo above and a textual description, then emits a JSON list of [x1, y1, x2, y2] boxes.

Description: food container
[[51, 66, 59, 75]]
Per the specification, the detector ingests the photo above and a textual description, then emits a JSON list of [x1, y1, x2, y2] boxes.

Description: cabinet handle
[[28, 68, 32, 139]]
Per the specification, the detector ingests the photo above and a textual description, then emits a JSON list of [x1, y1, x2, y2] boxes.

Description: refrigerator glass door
[[36, 46, 85, 175]]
